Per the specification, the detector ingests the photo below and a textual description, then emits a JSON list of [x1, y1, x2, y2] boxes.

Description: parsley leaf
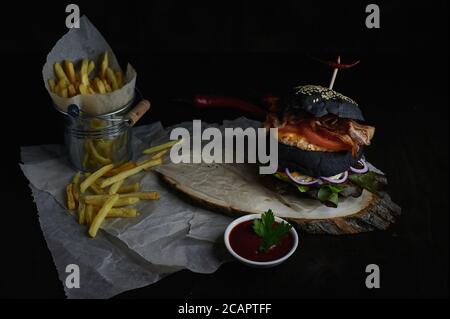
[[253, 209, 293, 252]]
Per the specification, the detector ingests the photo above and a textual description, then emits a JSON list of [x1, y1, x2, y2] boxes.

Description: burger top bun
[[283, 85, 365, 121]]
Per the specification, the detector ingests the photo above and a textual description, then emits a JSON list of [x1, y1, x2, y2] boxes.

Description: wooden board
[[155, 162, 401, 235]]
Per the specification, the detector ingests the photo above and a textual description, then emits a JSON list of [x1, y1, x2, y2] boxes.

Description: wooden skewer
[[329, 56, 341, 90]]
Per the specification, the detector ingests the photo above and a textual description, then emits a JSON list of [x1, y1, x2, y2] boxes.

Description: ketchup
[[229, 220, 294, 262]]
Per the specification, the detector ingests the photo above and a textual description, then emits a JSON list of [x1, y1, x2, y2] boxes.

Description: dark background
[[0, 1, 448, 299]]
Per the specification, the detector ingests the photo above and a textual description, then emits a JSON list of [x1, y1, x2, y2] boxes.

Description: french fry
[[78, 199, 86, 225], [79, 83, 90, 95], [137, 150, 167, 166], [107, 208, 138, 218], [86, 139, 111, 165], [64, 60, 77, 84], [91, 182, 105, 195], [117, 182, 140, 194], [103, 161, 137, 177], [80, 59, 90, 86], [85, 204, 97, 225], [103, 80, 112, 93], [66, 184, 76, 210], [82, 153, 90, 170], [115, 71, 123, 88], [99, 159, 162, 188], [84, 196, 140, 207], [54, 83, 60, 94], [106, 141, 114, 160], [58, 78, 68, 89], [72, 171, 81, 202], [114, 161, 137, 171], [120, 192, 160, 200], [84, 192, 158, 201], [105, 68, 119, 91], [142, 139, 183, 155], [88, 60, 95, 75], [151, 149, 169, 160], [54, 62, 69, 82], [107, 197, 140, 207], [55, 79, 68, 97], [48, 79, 56, 92], [88, 205, 138, 221], [88, 86, 96, 95], [90, 118, 107, 129], [50, 51, 125, 101], [109, 179, 124, 195], [76, 72, 81, 84], [60, 87, 68, 98], [80, 164, 114, 193], [83, 173, 105, 194], [73, 171, 81, 184], [94, 77, 106, 94], [140, 151, 169, 170], [88, 194, 119, 238], [68, 84, 77, 97], [100, 51, 108, 79], [94, 139, 112, 158]]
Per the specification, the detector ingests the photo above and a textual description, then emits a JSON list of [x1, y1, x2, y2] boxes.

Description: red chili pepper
[[193, 95, 267, 118], [314, 57, 360, 69]]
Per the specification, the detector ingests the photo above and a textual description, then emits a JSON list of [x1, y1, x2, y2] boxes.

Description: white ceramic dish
[[224, 214, 299, 268]]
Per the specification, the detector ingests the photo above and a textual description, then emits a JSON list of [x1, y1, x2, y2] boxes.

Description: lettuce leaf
[[348, 171, 385, 195], [317, 184, 344, 207]]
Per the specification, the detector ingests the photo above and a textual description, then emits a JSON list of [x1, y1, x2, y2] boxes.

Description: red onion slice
[[320, 171, 348, 184], [350, 159, 369, 174], [285, 168, 320, 186]]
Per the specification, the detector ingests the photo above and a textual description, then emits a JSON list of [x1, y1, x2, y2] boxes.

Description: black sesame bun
[[281, 85, 365, 121], [278, 142, 364, 177], [265, 85, 367, 177]]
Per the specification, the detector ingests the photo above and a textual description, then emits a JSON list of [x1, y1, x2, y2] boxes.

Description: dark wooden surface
[[0, 1, 448, 298]]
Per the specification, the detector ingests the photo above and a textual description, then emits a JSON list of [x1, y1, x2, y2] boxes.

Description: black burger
[[264, 85, 385, 207]]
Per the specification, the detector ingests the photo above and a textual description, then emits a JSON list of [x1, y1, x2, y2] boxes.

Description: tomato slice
[[279, 123, 350, 152], [300, 125, 350, 151]]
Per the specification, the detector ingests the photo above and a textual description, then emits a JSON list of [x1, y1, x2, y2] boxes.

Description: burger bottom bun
[[278, 143, 364, 177]]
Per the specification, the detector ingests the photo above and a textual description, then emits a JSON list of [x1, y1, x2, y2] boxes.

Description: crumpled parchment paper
[[20, 121, 234, 299], [42, 16, 137, 115], [20, 116, 396, 298]]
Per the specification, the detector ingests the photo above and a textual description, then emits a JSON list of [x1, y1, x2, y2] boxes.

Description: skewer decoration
[[329, 56, 341, 90]]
